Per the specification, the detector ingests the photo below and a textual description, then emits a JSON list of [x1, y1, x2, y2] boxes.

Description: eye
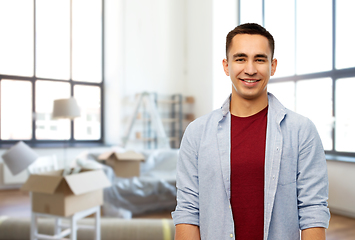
[[256, 59, 266, 63], [235, 58, 245, 62]]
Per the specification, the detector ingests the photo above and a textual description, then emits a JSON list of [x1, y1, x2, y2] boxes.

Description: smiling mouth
[[241, 79, 260, 83]]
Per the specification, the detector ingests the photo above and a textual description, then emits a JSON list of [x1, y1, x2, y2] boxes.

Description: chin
[[238, 92, 266, 101]]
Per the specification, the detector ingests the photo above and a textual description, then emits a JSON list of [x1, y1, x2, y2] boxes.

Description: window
[[239, 0, 355, 156], [0, 0, 103, 145]]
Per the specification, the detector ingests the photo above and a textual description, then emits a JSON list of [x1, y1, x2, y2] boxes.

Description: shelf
[[128, 93, 194, 149], [162, 118, 179, 123], [157, 100, 180, 104]]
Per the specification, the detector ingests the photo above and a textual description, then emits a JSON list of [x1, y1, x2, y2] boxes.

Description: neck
[[230, 92, 268, 117]]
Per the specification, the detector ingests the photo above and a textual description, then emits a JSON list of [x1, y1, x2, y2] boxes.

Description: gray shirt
[[172, 93, 330, 240]]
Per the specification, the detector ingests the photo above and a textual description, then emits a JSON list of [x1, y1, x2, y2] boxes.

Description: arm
[[301, 227, 325, 240], [171, 123, 201, 235], [297, 119, 330, 230], [175, 224, 201, 240]]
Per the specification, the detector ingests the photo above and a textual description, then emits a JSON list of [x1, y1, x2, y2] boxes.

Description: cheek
[[259, 65, 272, 76], [230, 65, 242, 76]]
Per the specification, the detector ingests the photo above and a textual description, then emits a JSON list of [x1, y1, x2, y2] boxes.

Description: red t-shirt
[[230, 106, 268, 239]]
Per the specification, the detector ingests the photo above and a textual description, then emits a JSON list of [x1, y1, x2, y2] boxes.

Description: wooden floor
[[0, 189, 173, 219], [1, 189, 355, 239]]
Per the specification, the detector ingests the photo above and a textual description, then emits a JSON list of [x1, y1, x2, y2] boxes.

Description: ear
[[271, 58, 277, 76], [222, 59, 229, 76]]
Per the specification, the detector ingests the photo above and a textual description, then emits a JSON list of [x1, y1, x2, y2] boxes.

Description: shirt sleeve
[[297, 118, 331, 230], [172, 122, 200, 226]]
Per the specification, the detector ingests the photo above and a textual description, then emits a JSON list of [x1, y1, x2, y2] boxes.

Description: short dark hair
[[226, 23, 275, 60]]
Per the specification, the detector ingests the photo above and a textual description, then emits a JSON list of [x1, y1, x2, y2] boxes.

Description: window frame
[[0, 0, 105, 147], [238, 0, 355, 157]]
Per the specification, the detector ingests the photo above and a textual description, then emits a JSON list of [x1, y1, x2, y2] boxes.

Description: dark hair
[[226, 23, 275, 59]]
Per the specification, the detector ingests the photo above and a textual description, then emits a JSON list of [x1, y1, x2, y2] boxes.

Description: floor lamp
[[1, 141, 39, 176], [52, 97, 81, 175]]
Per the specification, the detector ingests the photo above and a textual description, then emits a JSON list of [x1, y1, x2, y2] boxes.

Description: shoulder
[[181, 108, 224, 149], [279, 108, 324, 154], [186, 94, 230, 134], [268, 92, 316, 132], [283, 108, 317, 133], [284, 109, 312, 126]]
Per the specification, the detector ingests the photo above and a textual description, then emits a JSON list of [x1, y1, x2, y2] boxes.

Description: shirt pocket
[[278, 157, 297, 185]]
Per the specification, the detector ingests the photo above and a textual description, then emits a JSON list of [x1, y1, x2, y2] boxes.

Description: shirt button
[[276, 147, 279, 151], [229, 205, 231, 209], [230, 233, 233, 238]]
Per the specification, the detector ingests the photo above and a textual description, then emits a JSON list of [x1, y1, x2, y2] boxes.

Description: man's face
[[223, 34, 277, 102]]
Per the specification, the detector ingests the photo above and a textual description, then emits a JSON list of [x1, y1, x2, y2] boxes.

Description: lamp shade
[[52, 97, 80, 119], [1, 141, 39, 175]]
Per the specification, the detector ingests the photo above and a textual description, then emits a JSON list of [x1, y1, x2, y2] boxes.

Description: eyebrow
[[232, 53, 247, 58], [255, 54, 268, 59], [232, 53, 269, 59]]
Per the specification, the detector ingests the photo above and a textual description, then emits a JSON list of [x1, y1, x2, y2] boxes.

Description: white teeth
[[244, 79, 257, 83]]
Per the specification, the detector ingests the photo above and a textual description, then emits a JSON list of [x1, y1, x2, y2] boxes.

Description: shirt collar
[[220, 92, 287, 121], [221, 95, 231, 117]]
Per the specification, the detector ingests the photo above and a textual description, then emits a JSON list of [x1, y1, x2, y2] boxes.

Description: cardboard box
[[21, 169, 111, 217], [98, 151, 145, 178]]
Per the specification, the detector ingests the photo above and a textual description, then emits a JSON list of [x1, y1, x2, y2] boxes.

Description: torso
[[230, 106, 268, 239]]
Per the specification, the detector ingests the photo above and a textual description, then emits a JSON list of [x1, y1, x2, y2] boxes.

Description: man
[[172, 23, 330, 240]]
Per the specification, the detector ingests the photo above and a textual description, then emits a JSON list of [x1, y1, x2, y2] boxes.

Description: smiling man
[[172, 23, 330, 240]]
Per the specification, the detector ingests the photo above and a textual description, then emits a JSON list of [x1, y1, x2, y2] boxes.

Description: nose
[[244, 61, 257, 76]]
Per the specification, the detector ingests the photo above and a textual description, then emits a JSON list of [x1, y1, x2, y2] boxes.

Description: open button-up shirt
[[172, 93, 330, 240]]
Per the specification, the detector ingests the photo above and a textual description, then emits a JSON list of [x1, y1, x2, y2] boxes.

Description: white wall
[[117, 0, 187, 147], [104, 0, 123, 145], [212, 0, 237, 109], [122, 0, 185, 96], [327, 160, 355, 218], [184, 0, 213, 118], [184, 0, 237, 117]]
